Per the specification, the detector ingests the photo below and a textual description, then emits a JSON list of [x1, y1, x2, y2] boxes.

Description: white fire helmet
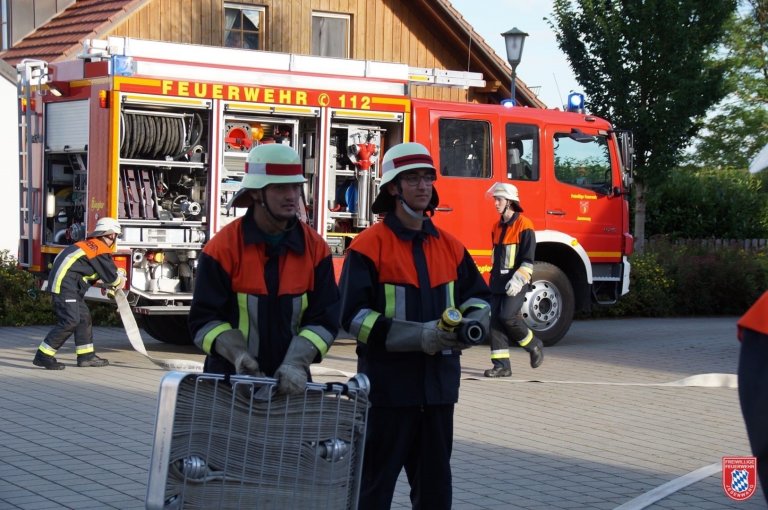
[[486, 182, 523, 212], [372, 142, 439, 213], [87, 217, 122, 238], [228, 143, 307, 209]]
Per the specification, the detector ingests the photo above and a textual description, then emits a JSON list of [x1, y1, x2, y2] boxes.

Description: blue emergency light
[[567, 92, 585, 113], [501, 98, 516, 108], [111, 55, 134, 77]]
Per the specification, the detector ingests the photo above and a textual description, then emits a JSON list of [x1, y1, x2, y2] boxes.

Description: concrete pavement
[[0, 317, 764, 509]]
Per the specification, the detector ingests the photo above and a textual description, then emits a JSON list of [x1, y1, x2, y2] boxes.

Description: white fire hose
[[114, 289, 204, 372]]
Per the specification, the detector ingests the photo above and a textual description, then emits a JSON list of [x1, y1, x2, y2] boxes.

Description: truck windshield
[[553, 133, 613, 195]]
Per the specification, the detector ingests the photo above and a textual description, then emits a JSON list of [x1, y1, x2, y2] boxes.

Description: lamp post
[[501, 27, 528, 106]]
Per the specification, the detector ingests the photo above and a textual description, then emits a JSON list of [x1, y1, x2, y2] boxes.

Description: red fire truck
[[16, 37, 633, 346]]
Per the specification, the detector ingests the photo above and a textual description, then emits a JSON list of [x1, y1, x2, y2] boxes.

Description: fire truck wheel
[[137, 314, 193, 345], [521, 262, 575, 347]]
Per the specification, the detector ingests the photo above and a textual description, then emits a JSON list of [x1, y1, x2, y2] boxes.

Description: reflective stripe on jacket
[[189, 211, 339, 376], [48, 238, 119, 296], [489, 212, 535, 294]]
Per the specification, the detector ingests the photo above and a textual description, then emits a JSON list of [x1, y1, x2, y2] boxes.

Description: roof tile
[[0, 0, 146, 66]]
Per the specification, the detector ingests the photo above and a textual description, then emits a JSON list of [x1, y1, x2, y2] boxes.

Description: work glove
[[214, 329, 263, 376], [505, 264, 533, 297], [275, 337, 318, 395], [115, 268, 127, 290], [386, 319, 466, 355]]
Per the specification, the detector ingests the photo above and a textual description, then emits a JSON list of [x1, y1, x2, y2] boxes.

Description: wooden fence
[[645, 237, 768, 252]]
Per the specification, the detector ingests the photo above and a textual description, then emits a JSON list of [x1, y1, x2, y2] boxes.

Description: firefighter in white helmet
[[189, 143, 339, 395], [484, 182, 544, 377], [339, 142, 491, 508], [33, 217, 126, 370]]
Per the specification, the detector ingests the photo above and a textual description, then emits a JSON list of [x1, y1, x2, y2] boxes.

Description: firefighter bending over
[[484, 182, 544, 377], [33, 217, 126, 370], [339, 142, 491, 509], [189, 144, 339, 394]]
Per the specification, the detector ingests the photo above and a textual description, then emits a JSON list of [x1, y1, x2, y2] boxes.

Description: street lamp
[[501, 27, 528, 106]]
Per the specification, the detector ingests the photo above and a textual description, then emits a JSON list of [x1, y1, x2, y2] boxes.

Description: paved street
[[0, 317, 764, 509]]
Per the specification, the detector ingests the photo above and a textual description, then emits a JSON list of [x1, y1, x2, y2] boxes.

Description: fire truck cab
[[413, 100, 634, 343], [17, 37, 632, 346]]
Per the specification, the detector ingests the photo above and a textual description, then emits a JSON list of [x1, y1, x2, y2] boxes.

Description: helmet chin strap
[[397, 194, 427, 221], [394, 182, 427, 222], [500, 199, 514, 219], [258, 191, 297, 233]]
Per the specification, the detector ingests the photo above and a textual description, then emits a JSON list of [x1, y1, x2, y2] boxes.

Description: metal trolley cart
[[146, 372, 370, 509]]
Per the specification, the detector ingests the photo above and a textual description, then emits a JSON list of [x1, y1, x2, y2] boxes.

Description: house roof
[[0, 0, 148, 66], [0, 0, 546, 107]]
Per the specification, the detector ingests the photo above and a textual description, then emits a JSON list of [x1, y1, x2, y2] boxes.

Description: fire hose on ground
[[113, 289, 205, 372]]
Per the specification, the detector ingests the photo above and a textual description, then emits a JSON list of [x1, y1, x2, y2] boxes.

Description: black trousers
[[42, 293, 93, 353], [358, 404, 454, 510], [490, 292, 530, 349], [738, 328, 768, 505]]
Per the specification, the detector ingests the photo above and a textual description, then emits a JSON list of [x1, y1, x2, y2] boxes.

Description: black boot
[[483, 359, 512, 377], [77, 354, 109, 367], [523, 338, 544, 368], [33, 352, 66, 370], [483, 365, 512, 378]]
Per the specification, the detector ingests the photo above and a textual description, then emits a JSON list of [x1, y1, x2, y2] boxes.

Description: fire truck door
[[544, 127, 624, 263], [425, 112, 499, 260]]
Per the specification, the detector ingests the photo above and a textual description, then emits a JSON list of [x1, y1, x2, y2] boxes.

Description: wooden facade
[[107, 0, 497, 103], [1, 0, 543, 107]]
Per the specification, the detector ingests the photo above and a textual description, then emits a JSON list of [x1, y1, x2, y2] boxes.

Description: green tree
[[689, 0, 768, 168], [549, 0, 737, 252]]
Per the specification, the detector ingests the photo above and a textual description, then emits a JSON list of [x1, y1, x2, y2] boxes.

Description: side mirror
[[613, 186, 630, 197]]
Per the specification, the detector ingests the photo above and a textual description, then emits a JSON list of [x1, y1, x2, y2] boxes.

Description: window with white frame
[[311, 12, 350, 58], [224, 3, 265, 50]]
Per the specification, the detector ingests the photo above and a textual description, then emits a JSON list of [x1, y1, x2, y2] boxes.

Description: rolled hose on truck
[[120, 111, 204, 160]]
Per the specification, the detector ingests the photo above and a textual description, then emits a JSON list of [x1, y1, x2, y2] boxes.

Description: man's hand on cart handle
[[275, 337, 318, 395]]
